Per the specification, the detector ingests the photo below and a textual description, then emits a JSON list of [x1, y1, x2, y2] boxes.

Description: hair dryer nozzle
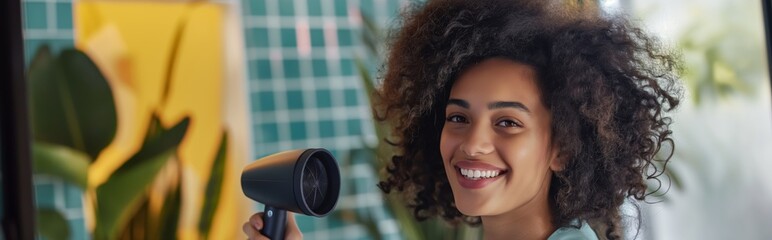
[[241, 148, 340, 217]]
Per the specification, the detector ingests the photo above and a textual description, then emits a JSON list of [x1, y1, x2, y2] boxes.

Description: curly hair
[[374, 0, 682, 239]]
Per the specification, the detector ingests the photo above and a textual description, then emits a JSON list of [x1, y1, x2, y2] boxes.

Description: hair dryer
[[241, 148, 340, 240]]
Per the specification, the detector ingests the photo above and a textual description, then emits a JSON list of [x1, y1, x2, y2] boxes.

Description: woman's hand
[[242, 212, 303, 240]]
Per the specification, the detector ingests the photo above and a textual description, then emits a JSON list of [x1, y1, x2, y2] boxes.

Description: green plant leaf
[[28, 45, 52, 75], [37, 207, 71, 240], [157, 177, 182, 240], [359, 11, 384, 57], [458, 223, 482, 239], [385, 194, 424, 240], [120, 115, 189, 172], [95, 149, 174, 240], [355, 210, 383, 240], [120, 198, 151, 239], [159, 1, 204, 108], [667, 166, 683, 191], [28, 47, 117, 161], [198, 132, 228, 239], [94, 115, 189, 240], [354, 58, 393, 167], [354, 58, 376, 100], [32, 142, 89, 189]]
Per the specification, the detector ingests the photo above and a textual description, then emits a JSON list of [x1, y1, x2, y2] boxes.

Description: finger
[[287, 212, 297, 225], [249, 212, 265, 231], [242, 221, 269, 240], [285, 212, 304, 240]]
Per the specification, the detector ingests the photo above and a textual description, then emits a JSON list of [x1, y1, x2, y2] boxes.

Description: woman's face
[[440, 58, 562, 218]]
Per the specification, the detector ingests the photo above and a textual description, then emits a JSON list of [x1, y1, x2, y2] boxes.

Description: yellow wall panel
[[74, 2, 244, 238]]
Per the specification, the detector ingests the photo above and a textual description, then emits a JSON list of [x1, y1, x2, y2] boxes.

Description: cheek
[[439, 130, 456, 162], [499, 135, 546, 164]]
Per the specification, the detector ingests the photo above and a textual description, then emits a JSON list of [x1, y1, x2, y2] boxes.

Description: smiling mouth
[[457, 167, 507, 180]]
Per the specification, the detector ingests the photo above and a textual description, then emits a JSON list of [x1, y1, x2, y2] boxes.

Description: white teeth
[[459, 168, 501, 179]]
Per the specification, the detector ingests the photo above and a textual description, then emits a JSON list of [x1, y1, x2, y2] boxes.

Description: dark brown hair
[[374, 0, 682, 239]]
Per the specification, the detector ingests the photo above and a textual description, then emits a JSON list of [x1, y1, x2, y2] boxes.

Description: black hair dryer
[[241, 148, 341, 240]]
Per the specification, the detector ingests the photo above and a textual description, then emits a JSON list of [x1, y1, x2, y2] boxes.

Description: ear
[[548, 144, 567, 172]]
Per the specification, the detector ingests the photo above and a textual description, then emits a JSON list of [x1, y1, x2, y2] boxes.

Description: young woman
[[244, 0, 681, 239]]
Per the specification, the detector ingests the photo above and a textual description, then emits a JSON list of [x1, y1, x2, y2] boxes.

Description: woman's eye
[[496, 119, 521, 128], [446, 115, 467, 123]]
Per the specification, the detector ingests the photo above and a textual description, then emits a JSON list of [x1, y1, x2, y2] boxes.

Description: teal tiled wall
[[21, 0, 86, 239], [241, 0, 406, 238], [22, 0, 75, 66]]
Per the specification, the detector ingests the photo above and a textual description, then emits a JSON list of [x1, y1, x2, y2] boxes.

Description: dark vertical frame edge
[[0, 0, 36, 238], [764, 0, 772, 117]]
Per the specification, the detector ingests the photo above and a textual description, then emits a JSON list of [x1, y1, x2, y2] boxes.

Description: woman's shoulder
[[547, 221, 599, 240]]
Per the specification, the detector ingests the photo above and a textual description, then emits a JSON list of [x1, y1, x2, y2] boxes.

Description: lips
[[453, 160, 507, 189]]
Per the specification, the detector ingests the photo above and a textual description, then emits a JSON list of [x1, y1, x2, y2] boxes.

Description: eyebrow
[[447, 98, 531, 114], [488, 101, 531, 113], [447, 99, 470, 108]]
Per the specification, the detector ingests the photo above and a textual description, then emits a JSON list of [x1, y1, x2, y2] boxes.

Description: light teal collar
[[547, 220, 599, 240]]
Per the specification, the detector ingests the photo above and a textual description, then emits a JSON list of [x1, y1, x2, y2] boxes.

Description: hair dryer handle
[[260, 206, 287, 240]]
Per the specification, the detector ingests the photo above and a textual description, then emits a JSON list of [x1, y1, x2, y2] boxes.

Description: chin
[[455, 203, 477, 216], [452, 192, 492, 217]]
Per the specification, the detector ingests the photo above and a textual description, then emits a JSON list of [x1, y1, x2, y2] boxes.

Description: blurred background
[[3, 0, 771, 239]]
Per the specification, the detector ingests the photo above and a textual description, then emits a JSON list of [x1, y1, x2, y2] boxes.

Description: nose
[[460, 124, 494, 157]]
